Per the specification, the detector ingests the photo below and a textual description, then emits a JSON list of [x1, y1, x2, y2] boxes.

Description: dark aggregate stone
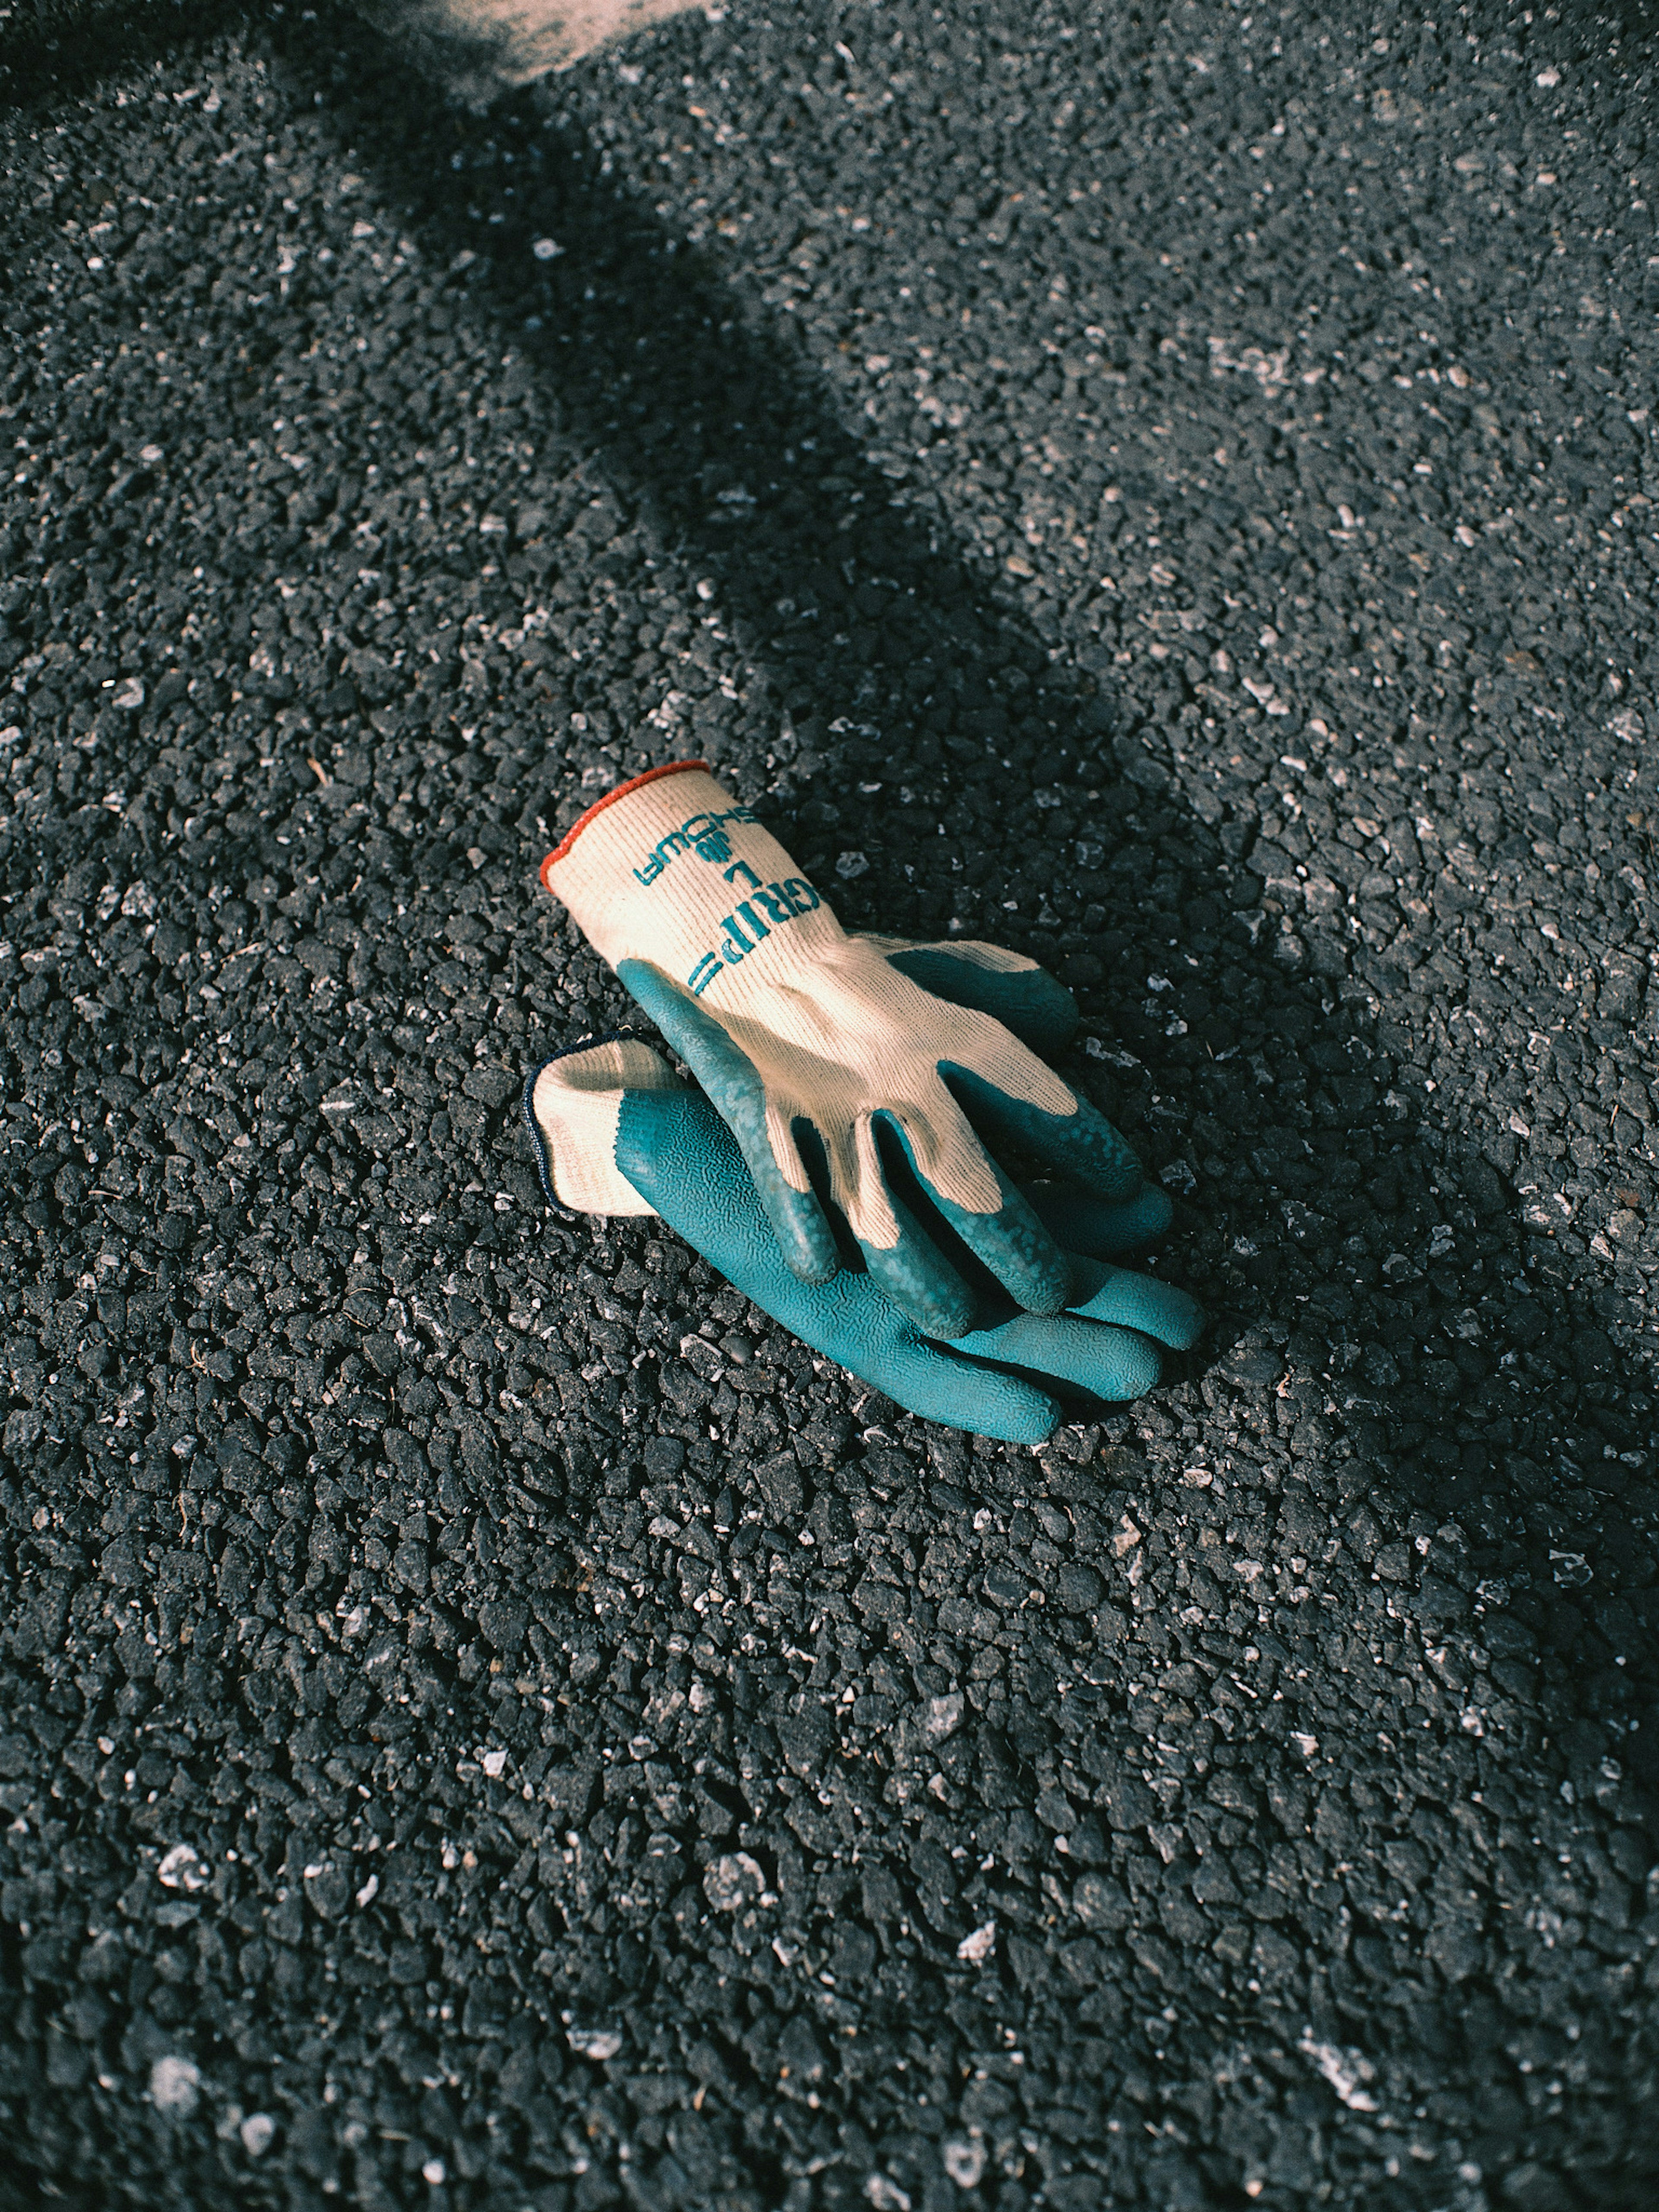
[[3, 1, 1659, 2209]]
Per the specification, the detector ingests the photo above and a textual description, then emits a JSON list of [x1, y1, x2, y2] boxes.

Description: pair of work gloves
[[523, 762, 1201, 1443]]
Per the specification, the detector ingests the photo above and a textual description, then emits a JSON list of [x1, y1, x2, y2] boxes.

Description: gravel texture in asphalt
[[3, 1, 1659, 2207]]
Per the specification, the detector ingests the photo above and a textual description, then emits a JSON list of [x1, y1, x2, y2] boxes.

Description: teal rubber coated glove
[[539, 761, 1166, 1341], [524, 1038, 1202, 1446]]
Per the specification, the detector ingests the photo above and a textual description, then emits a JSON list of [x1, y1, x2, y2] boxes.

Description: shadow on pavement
[[281, 8, 1654, 1558], [0, 0, 245, 105], [258, 8, 1659, 2165]]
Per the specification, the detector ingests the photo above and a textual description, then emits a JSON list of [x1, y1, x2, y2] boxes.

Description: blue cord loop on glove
[[520, 1030, 646, 1221]]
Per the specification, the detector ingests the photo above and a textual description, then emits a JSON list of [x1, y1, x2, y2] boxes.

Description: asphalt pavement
[[2, 0, 1659, 2206]]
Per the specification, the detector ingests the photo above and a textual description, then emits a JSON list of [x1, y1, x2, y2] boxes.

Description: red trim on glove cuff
[[539, 758, 709, 890]]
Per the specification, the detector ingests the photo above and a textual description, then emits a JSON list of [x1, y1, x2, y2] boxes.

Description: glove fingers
[[615, 1087, 1061, 1442], [954, 1312, 1163, 1402], [877, 942, 1080, 1058], [807, 1111, 1010, 1339], [1062, 1255, 1205, 1350], [854, 1341, 1064, 1443], [1020, 1179, 1175, 1257], [855, 1213, 979, 1341], [943, 1064, 1147, 1204], [874, 1111, 1074, 1319], [618, 956, 839, 1284], [791, 1110, 978, 1337]]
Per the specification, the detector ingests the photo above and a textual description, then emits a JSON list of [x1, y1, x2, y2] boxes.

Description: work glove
[[540, 760, 1165, 1340], [523, 1038, 1202, 1446]]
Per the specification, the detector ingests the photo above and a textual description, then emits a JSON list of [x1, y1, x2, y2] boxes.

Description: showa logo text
[[629, 800, 823, 996], [632, 803, 758, 886]]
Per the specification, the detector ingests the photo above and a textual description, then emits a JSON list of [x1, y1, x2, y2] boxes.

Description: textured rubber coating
[[1060, 1252, 1205, 1348], [875, 1107, 1075, 1319], [618, 955, 841, 1284], [943, 1063, 1147, 1202], [613, 1085, 1202, 1439], [620, 956, 1140, 1321], [614, 1085, 1065, 1440]]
